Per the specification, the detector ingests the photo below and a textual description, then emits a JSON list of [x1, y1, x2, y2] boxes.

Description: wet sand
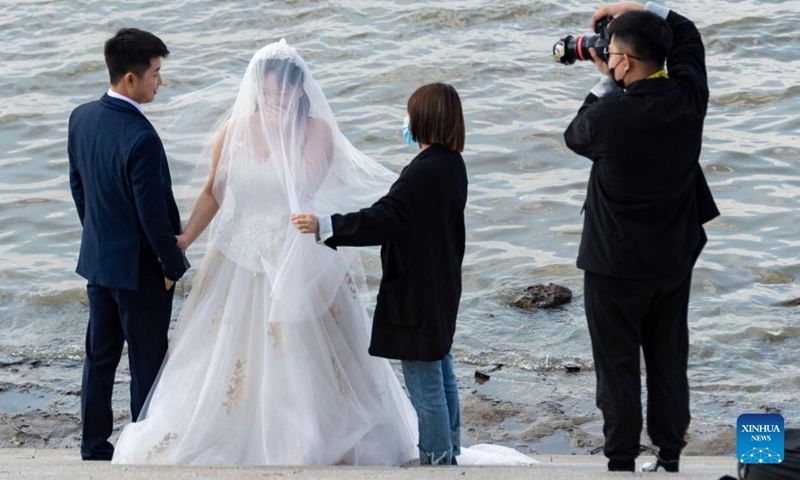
[[0, 358, 737, 457]]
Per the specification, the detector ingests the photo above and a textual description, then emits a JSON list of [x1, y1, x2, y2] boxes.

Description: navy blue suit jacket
[[68, 94, 188, 290]]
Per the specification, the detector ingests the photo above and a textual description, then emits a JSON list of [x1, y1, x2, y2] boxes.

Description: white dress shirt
[[316, 215, 333, 244], [107, 89, 144, 114]]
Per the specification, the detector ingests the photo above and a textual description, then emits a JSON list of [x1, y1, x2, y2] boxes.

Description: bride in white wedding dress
[[111, 39, 418, 466]]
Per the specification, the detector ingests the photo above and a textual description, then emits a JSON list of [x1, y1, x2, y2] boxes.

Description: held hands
[[290, 213, 319, 235], [162, 235, 190, 291], [160, 236, 185, 291], [176, 234, 191, 252], [590, 2, 645, 30]]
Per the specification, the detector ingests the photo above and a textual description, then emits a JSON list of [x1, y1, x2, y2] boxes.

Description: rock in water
[[777, 297, 800, 307], [564, 363, 581, 373], [0, 352, 24, 366], [474, 371, 491, 385], [511, 284, 572, 309], [474, 364, 503, 385]]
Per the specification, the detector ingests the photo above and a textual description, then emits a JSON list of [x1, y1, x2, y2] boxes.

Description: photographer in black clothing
[[563, 1, 719, 473]]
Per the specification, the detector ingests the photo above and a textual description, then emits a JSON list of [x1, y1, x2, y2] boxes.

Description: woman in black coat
[[292, 82, 467, 465]]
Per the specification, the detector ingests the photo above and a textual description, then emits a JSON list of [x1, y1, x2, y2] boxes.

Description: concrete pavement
[[0, 449, 739, 479]]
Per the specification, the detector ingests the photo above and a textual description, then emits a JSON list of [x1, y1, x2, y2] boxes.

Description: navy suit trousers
[[80, 266, 174, 460]]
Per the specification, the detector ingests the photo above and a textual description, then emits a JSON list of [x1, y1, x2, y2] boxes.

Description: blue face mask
[[403, 115, 418, 149]]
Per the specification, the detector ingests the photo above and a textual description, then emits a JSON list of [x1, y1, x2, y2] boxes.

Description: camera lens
[[553, 34, 598, 64], [553, 16, 612, 65]]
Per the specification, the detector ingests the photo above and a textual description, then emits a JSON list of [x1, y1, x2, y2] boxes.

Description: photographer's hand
[[591, 2, 645, 30], [589, 48, 610, 75]]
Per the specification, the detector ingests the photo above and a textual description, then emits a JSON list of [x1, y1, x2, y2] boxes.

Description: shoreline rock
[[777, 297, 800, 307], [511, 284, 572, 310]]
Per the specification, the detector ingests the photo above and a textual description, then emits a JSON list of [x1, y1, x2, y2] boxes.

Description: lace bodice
[[214, 160, 291, 272]]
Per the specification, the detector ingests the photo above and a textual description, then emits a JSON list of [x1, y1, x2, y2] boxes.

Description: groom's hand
[[291, 213, 319, 235]]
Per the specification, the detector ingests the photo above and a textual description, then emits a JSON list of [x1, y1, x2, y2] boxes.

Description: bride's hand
[[291, 213, 319, 235], [176, 234, 191, 252]]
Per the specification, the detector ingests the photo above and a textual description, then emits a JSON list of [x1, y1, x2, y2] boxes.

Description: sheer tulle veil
[[165, 38, 396, 319]]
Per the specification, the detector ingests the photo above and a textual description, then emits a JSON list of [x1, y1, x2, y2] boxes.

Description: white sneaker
[[641, 457, 679, 473]]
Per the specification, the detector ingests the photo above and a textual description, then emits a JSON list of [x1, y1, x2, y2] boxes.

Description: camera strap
[[645, 69, 669, 80]]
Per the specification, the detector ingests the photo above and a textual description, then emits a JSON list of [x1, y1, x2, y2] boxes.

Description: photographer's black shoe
[[641, 456, 679, 473], [607, 459, 635, 472]]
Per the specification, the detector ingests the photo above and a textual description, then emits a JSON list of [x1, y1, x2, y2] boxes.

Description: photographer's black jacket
[[324, 145, 468, 361], [564, 10, 719, 279]]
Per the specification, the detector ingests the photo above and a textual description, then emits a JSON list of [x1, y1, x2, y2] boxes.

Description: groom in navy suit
[[67, 28, 188, 460]]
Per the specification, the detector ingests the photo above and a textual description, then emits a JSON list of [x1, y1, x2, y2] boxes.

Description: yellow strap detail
[[646, 69, 669, 80]]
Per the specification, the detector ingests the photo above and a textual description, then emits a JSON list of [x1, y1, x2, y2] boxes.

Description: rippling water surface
[[1, 0, 799, 452]]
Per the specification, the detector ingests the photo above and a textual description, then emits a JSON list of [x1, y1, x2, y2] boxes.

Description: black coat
[[68, 94, 187, 290], [325, 144, 468, 361], [564, 10, 720, 279]]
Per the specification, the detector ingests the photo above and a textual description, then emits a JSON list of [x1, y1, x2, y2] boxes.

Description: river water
[[0, 0, 798, 455]]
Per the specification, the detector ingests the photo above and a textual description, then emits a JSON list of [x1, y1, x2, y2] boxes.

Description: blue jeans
[[401, 352, 461, 465]]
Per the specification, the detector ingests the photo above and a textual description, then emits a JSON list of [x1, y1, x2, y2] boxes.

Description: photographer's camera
[[553, 17, 612, 65]]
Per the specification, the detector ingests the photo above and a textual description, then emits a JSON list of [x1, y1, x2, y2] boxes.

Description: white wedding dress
[[111, 161, 418, 466], [111, 40, 418, 466]]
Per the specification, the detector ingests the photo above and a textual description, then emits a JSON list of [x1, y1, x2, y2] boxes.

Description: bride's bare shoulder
[[221, 113, 256, 129], [306, 117, 332, 139], [246, 113, 262, 126]]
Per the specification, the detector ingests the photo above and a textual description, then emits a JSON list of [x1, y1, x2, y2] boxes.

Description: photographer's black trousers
[[584, 270, 692, 471]]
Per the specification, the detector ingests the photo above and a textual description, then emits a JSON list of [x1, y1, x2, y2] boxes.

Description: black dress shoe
[[81, 448, 113, 461], [82, 454, 113, 461]]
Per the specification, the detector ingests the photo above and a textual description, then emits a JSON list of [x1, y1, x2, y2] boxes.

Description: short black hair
[[608, 11, 672, 68], [104, 28, 169, 85]]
